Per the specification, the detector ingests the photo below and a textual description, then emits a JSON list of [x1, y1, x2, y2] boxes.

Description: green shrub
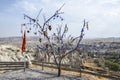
[[105, 60, 120, 71]]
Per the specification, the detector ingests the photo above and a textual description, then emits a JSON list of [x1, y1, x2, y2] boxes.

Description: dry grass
[[0, 62, 109, 80], [84, 62, 102, 70], [30, 65, 109, 80], [0, 70, 6, 74]]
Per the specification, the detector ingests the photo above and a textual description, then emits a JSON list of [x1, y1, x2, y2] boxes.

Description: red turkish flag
[[22, 31, 26, 54]]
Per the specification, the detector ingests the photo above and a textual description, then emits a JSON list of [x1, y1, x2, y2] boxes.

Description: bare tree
[[21, 4, 89, 77]]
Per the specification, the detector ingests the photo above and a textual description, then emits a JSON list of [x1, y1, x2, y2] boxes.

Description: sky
[[0, 0, 120, 38]]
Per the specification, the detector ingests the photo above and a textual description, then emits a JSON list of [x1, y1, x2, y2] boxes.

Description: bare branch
[[61, 24, 68, 38], [36, 9, 43, 20], [61, 20, 87, 59], [42, 4, 65, 31], [56, 3, 65, 13]]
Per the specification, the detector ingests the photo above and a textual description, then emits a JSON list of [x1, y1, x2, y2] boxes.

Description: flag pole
[[24, 52, 26, 72], [21, 31, 26, 72]]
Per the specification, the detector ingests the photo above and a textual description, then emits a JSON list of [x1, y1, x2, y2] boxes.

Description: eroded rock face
[[0, 45, 34, 63]]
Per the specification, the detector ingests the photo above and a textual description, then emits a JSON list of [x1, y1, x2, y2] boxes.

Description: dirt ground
[[0, 71, 6, 74], [31, 64, 109, 80], [0, 62, 110, 80]]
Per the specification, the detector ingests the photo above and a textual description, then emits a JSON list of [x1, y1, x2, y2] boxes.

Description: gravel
[[0, 69, 90, 80]]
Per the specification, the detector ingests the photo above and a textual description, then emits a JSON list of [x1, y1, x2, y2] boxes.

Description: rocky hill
[[0, 37, 37, 62], [0, 36, 39, 48], [0, 45, 34, 63], [0, 37, 120, 63]]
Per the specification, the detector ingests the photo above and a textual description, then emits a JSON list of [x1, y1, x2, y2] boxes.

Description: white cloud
[[104, 8, 120, 17], [14, 0, 38, 15], [21, 1, 37, 13], [1, 0, 120, 38], [18, 0, 120, 38]]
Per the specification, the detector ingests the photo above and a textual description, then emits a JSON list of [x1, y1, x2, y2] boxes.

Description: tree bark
[[42, 61, 44, 70], [58, 66, 61, 77], [48, 57, 50, 62], [57, 63, 61, 77], [45, 54, 46, 62], [80, 66, 82, 77]]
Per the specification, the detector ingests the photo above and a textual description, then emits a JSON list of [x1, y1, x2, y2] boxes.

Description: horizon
[[0, 35, 120, 40]]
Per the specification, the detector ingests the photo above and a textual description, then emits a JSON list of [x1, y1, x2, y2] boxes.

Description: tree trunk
[[57, 64, 61, 77], [45, 54, 46, 62], [48, 54, 50, 62], [79, 66, 82, 77], [48, 57, 50, 62], [42, 61, 44, 70]]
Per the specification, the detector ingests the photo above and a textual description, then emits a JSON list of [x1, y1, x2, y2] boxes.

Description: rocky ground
[[0, 45, 34, 62], [0, 69, 89, 80], [0, 37, 38, 63]]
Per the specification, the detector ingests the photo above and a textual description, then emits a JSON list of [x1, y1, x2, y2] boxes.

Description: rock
[[16, 52, 24, 61], [0, 45, 35, 62], [0, 55, 4, 61], [11, 55, 19, 62], [0, 54, 11, 61]]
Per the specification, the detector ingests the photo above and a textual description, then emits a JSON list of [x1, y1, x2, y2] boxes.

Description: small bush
[[105, 60, 120, 71]]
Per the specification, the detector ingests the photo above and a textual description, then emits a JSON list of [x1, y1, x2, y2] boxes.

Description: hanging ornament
[[56, 15, 59, 18], [57, 47, 60, 53], [34, 32, 37, 35], [48, 25, 52, 31], [51, 52, 54, 55], [46, 44, 48, 48], [27, 30, 30, 33], [39, 38, 42, 43], [81, 28, 84, 33], [58, 16, 64, 21], [61, 18, 64, 21], [43, 31, 47, 36], [32, 19, 36, 23], [21, 23, 26, 26]]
